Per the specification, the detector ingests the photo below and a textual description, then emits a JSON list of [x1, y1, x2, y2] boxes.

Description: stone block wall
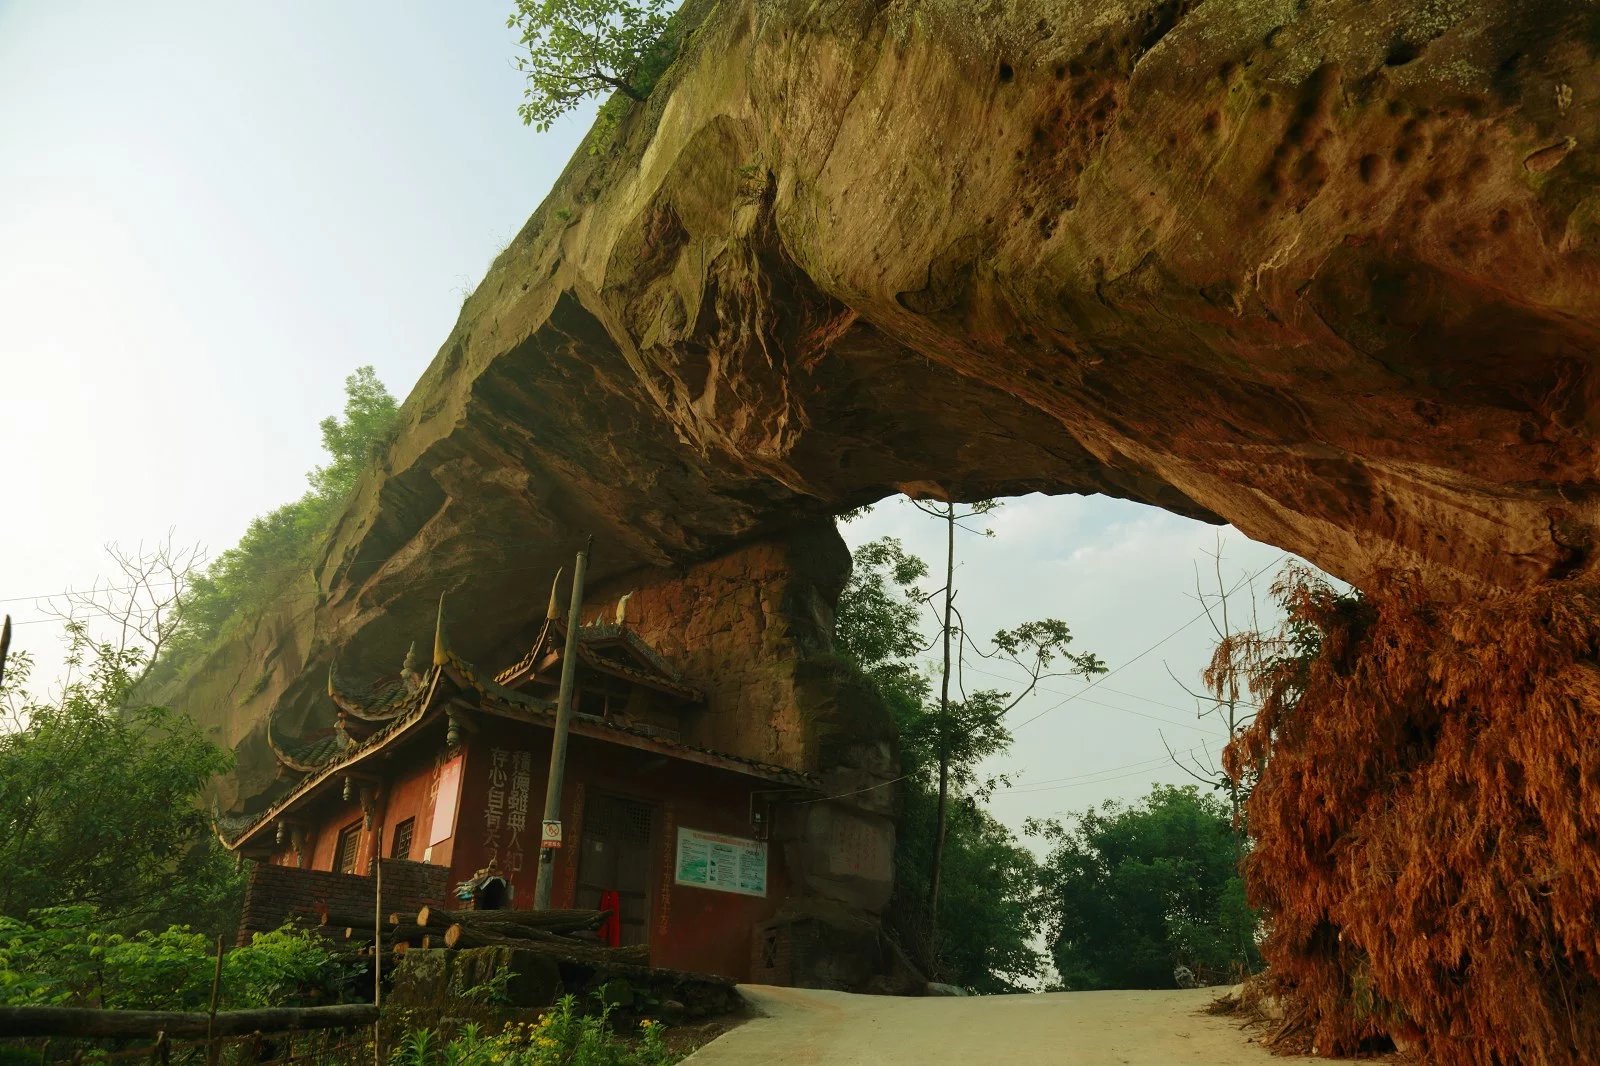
[[237, 858, 449, 943], [588, 521, 906, 990], [586, 519, 853, 773]]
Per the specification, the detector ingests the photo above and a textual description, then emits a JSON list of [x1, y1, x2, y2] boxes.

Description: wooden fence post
[[373, 857, 383, 1066], [206, 934, 224, 1066]]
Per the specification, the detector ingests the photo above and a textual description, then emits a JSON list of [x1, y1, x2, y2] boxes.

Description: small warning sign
[[540, 820, 563, 849]]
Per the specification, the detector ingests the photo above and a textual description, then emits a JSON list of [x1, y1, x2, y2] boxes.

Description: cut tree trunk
[[416, 906, 604, 933], [440, 924, 648, 966]]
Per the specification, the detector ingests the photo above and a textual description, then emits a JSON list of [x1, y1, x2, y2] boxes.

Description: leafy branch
[[509, 0, 678, 133]]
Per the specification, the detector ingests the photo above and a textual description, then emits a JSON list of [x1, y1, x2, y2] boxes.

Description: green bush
[[0, 909, 356, 1009], [392, 993, 680, 1066]]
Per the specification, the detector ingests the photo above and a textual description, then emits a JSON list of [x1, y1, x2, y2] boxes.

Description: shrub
[[391, 993, 680, 1066], [0, 910, 355, 1009], [1226, 566, 1600, 1062], [157, 366, 398, 677]]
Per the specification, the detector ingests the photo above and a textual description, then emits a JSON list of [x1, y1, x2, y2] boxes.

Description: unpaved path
[[684, 985, 1316, 1065]]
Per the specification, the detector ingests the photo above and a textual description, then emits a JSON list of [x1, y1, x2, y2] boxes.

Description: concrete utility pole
[[533, 537, 592, 910]]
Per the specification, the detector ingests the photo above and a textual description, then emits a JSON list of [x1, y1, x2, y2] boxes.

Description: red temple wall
[[263, 717, 789, 981], [377, 743, 454, 865], [443, 720, 789, 979]]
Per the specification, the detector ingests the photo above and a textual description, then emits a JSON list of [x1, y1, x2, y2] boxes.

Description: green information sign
[[674, 827, 767, 897]]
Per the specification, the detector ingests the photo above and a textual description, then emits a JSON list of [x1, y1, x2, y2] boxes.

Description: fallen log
[[416, 906, 604, 934], [316, 910, 385, 930], [440, 924, 648, 966], [0, 1004, 378, 1039], [343, 923, 427, 943]]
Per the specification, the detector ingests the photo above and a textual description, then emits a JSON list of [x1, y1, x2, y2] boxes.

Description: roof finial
[[546, 567, 565, 621], [614, 591, 633, 625], [402, 641, 418, 677], [433, 594, 449, 667], [326, 661, 337, 697]]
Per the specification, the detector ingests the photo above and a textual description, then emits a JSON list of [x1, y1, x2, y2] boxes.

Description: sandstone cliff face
[[321, 0, 1596, 646], [169, 0, 1600, 1026], [173, 0, 1600, 982], [182, 0, 1599, 821]]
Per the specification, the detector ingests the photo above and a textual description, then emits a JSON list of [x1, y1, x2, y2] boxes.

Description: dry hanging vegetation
[[1214, 565, 1600, 1064]]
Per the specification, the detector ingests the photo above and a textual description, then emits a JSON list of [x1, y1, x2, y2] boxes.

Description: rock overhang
[[173, 0, 1600, 805]]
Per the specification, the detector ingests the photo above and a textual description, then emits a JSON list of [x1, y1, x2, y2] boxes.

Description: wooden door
[[575, 793, 657, 947]]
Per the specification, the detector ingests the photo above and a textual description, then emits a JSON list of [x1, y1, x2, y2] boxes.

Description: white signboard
[[541, 820, 563, 849], [674, 827, 767, 898]]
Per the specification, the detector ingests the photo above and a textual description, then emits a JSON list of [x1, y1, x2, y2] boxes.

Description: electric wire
[[1011, 554, 1287, 732]]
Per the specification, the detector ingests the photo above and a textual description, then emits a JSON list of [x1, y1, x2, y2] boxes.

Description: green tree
[[0, 627, 242, 936], [834, 537, 931, 719], [509, 0, 678, 132], [837, 533, 1076, 991], [309, 365, 401, 500], [890, 781, 1044, 994], [162, 366, 399, 671], [1030, 784, 1261, 990], [903, 499, 1105, 932]]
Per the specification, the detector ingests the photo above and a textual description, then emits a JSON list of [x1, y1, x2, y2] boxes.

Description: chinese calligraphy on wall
[[484, 748, 534, 874]]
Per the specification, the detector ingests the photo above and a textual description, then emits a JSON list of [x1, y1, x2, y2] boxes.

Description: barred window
[[390, 817, 416, 860], [335, 821, 362, 874]]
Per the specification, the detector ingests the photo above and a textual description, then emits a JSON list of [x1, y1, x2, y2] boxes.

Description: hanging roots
[[1220, 565, 1600, 1064]]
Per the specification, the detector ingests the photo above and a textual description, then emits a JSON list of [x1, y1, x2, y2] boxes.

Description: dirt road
[[684, 985, 1314, 1065]]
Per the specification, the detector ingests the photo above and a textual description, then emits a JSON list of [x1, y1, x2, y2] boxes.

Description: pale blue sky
[[1, 1, 1297, 845]]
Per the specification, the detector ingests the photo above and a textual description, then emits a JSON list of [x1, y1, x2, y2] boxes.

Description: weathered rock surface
[[179, 0, 1599, 812], [163, 0, 1600, 1028], [194, 0, 1595, 742]]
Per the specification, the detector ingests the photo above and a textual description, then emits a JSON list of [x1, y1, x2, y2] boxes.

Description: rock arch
[[181, 1, 1600, 1057]]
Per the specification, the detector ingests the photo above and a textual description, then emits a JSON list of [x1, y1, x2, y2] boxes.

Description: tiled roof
[[222, 670, 450, 849], [268, 717, 346, 774], [495, 619, 704, 702], [328, 660, 427, 722], [218, 648, 816, 849]]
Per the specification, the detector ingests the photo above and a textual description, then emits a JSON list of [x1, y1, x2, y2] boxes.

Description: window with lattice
[[390, 817, 415, 860], [335, 821, 362, 874]]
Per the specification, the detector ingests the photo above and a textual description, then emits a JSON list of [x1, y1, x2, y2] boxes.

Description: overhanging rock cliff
[[175, 0, 1600, 1040]]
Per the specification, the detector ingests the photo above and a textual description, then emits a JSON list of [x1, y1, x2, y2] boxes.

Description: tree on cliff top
[[509, 0, 678, 132], [155, 366, 398, 677]]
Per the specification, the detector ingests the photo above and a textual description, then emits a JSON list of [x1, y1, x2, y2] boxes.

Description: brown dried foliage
[[1215, 564, 1600, 1063]]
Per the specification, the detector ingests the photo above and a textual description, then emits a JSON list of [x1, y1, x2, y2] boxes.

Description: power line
[[999, 746, 1207, 794], [1038, 761, 1226, 814], [957, 660, 1244, 734], [1011, 555, 1288, 732]]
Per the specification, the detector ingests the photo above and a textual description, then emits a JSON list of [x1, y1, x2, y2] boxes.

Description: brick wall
[[237, 858, 450, 943]]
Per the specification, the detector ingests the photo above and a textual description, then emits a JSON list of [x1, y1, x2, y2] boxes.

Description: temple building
[[216, 589, 825, 980]]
